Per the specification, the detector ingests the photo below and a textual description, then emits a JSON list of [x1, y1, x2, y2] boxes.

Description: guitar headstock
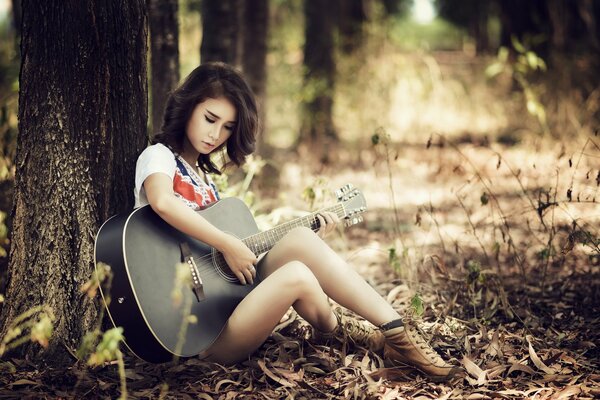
[[335, 184, 367, 227]]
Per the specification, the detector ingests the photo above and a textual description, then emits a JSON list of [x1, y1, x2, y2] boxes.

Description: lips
[[203, 141, 215, 149]]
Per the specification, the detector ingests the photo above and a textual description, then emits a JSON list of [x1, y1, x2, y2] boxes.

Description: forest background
[[0, 0, 599, 399]]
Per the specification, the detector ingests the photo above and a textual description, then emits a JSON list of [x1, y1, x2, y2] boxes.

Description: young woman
[[134, 62, 459, 382]]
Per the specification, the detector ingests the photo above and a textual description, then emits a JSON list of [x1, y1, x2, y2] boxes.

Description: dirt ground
[[1, 135, 599, 399]]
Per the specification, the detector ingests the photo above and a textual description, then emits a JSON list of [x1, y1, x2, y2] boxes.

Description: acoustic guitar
[[94, 184, 366, 363]]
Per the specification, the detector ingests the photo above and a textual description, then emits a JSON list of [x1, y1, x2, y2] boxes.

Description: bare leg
[[258, 227, 399, 326], [202, 261, 337, 364]]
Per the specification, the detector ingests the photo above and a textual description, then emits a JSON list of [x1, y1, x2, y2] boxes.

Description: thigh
[[201, 261, 305, 364], [257, 226, 340, 280]]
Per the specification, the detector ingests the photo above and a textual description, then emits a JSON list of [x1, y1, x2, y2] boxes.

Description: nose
[[208, 125, 219, 140]]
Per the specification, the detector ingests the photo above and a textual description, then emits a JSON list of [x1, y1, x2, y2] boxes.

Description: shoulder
[[139, 143, 174, 159], [138, 143, 176, 167], [136, 143, 177, 180]]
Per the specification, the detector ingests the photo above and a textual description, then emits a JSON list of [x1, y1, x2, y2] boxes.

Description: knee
[[280, 261, 319, 292]]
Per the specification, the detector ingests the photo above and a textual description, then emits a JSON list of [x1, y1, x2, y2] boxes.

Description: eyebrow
[[206, 109, 236, 124]]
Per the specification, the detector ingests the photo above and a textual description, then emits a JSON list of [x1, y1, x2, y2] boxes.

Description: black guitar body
[[95, 198, 259, 363], [95, 185, 366, 363]]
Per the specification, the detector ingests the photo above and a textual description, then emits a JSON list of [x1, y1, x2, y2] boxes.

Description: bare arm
[[144, 173, 257, 284]]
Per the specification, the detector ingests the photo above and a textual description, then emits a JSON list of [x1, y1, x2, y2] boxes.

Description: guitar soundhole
[[211, 250, 239, 283]]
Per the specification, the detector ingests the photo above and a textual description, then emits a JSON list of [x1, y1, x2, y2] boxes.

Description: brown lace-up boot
[[312, 308, 385, 352], [382, 320, 460, 382]]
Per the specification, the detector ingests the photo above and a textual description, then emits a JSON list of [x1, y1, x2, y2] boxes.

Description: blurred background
[[0, 0, 599, 290], [0, 4, 599, 395]]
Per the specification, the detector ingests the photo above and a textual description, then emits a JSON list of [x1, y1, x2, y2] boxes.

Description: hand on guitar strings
[[316, 211, 340, 239], [220, 234, 258, 285]]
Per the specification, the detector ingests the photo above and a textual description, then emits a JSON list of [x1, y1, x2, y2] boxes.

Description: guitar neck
[[242, 204, 345, 256]]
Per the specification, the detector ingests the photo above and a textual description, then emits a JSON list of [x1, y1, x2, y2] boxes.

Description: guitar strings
[[191, 223, 326, 281], [189, 204, 344, 264], [181, 204, 348, 279]]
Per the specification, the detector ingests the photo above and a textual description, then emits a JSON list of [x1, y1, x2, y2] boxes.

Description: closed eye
[[205, 115, 216, 123]]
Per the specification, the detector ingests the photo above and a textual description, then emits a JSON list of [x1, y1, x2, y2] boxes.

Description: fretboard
[[242, 204, 345, 256]]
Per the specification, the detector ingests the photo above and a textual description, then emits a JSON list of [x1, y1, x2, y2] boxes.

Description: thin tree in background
[[10, 0, 22, 53], [437, 0, 491, 54], [200, 0, 241, 66], [300, 0, 338, 161], [198, 0, 269, 150], [241, 0, 269, 149], [149, 0, 180, 135], [0, 1, 147, 365], [338, 0, 367, 54]]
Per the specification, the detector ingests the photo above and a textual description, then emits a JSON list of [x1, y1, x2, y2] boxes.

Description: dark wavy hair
[[152, 62, 258, 174]]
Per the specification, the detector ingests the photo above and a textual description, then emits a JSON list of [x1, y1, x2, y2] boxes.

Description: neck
[[180, 139, 200, 168]]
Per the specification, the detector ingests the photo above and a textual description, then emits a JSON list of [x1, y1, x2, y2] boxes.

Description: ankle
[[379, 318, 404, 332], [319, 309, 340, 334]]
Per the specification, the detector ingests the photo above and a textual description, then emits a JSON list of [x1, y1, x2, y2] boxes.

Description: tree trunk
[[498, 0, 549, 53], [241, 0, 269, 149], [149, 0, 180, 135], [10, 0, 22, 38], [200, 0, 242, 67], [577, 0, 600, 51], [300, 0, 337, 161], [0, 1, 148, 366], [338, 0, 366, 54], [547, 0, 569, 52], [472, 0, 490, 54]]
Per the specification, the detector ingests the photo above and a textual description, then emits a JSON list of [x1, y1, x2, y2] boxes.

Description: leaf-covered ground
[[1, 135, 599, 399]]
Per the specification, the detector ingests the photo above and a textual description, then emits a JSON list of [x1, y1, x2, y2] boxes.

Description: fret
[[242, 204, 347, 256]]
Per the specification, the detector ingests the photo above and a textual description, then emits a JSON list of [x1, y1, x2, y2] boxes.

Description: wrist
[[212, 231, 234, 253]]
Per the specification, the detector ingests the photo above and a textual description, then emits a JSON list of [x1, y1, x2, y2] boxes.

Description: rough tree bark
[[299, 0, 338, 161], [0, 1, 148, 365], [149, 0, 180, 135]]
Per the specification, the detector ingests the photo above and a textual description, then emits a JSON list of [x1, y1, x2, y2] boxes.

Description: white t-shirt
[[134, 143, 177, 208], [134, 143, 220, 209]]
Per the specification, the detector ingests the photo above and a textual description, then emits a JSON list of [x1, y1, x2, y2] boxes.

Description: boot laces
[[343, 317, 375, 344], [405, 323, 445, 364]]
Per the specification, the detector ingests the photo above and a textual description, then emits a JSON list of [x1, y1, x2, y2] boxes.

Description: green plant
[[0, 304, 55, 356], [409, 293, 425, 317], [213, 154, 265, 208], [301, 177, 331, 211], [78, 263, 127, 399], [486, 37, 549, 135], [0, 211, 8, 257], [372, 127, 415, 282]]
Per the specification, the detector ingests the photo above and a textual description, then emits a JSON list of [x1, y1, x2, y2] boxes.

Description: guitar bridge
[[179, 242, 205, 302]]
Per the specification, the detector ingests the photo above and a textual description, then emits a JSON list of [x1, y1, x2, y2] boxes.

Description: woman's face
[[184, 97, 237, 156]]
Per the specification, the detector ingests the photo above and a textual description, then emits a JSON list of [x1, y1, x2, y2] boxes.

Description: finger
[[242, 267, 254, 285], [235, 270, 247, 285], [316, 214, 326, 237], [321, 213, 335, 235], [323, 212, 335, 226], [328, 211, 340, 223], [317, 214, 326, 228]]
